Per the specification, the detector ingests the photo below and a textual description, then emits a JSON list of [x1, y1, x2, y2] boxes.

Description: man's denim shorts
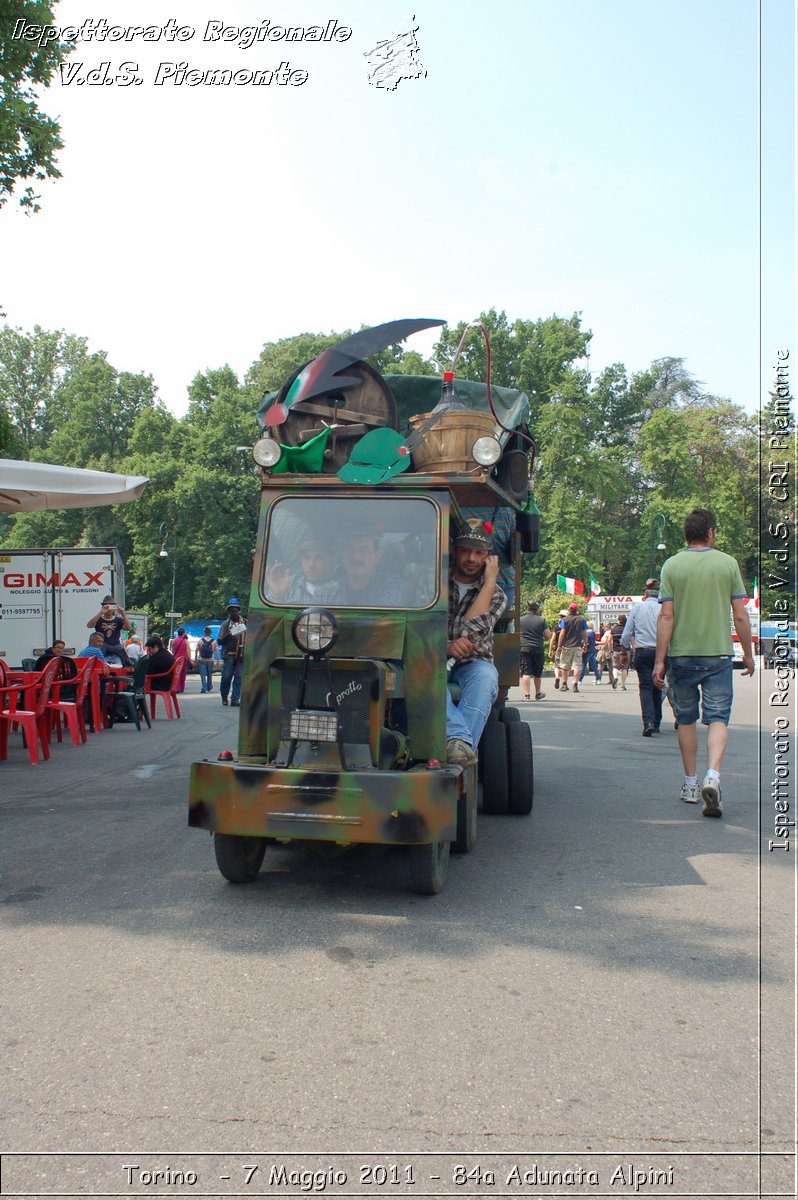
[[668, 656, 734, 726]]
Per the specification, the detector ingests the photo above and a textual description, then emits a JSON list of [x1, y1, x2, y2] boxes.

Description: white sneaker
[[701, 774, 722, 818], [679, 782, 700, 804]]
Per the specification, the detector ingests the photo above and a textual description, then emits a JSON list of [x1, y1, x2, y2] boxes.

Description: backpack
[[199, 637, 215, 660]]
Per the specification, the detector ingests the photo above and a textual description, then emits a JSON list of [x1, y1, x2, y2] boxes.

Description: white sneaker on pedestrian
[[701, 774, 722, 817], [679, 782, 700, 804]]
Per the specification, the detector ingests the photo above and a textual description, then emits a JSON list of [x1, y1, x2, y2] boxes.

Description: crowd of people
[[518, 508, 754, 818]]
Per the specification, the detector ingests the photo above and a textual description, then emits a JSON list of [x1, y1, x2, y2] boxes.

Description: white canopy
[[0, 459, 149, 513]]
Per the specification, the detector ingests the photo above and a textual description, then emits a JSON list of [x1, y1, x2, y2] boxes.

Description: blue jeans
[[220, 657, 243, 703], [580, 648, 600, 681], [446, 658, 499, 749], [633, 647, 663, 729], [197, 660, 214, 692], [668, 656, 733, 726]]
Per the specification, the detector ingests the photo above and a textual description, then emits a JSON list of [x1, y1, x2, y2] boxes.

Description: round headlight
[[252, 436, 283, 468], [472, 435, 502, 466], [292, 608, 338, 656]]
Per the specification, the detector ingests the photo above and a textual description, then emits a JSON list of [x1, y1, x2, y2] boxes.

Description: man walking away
[[579, 621, 601, 685], [653, 508, 754, 817], [622, 579, 663, 736], [557, 603, 588, 693], [520, 601, 551, 700]]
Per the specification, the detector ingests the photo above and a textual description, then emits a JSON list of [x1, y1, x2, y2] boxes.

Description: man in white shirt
[[621, 579, 663, 736]]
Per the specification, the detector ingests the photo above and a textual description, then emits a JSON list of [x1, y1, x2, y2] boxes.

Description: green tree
[[0, 0, 74, 210], [48, 355, 157, 469], [0, 323, 88, 452], [432, 308, 591, 423], [638, 399, 758, 583]]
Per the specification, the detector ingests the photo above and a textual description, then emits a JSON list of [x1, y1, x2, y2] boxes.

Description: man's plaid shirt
[[448, 571, 507, 663]]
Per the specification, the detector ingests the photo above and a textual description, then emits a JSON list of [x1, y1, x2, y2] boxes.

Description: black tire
[[453, 768, 477, 854], [214, 833, 267, 883], [408, 841, 450, 894], [480, 720, 509, 814], [507, 721, 534, 814], [499, 706, 521, 724]]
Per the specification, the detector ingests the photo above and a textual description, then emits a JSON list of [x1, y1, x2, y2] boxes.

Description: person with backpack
[[194, 627, 219, 694]]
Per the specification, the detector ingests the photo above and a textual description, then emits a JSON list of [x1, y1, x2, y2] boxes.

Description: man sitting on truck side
[[445, 520, 507, 767], [87, 596, 132, 667]]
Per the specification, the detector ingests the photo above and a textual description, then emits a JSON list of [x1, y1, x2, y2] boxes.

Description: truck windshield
[[262, 496, 439, 610]]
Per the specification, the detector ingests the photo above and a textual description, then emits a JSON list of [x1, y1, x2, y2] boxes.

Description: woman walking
[[170, 626, 190, 693]]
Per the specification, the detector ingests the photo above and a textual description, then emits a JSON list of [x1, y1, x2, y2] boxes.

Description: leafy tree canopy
[[0, 0, 73, 211], [0, 314, 764, 626]]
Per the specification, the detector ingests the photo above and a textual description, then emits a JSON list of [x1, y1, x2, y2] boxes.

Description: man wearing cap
[[87, 596, 132, 667], [327, 531, 407, 607], [445, 520, 507, 767], [556, 603, 589, 693], [264, 533, 336, 605], [217, 599, 247, 707], [622, 579, 664, 736], [550, 609, 568, 689], [519, 601, 551, 701]]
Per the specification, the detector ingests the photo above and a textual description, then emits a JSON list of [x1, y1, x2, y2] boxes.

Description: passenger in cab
[[327, 529, 407, 607]]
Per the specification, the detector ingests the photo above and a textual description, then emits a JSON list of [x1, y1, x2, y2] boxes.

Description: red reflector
[[217, 750, 234, 761]]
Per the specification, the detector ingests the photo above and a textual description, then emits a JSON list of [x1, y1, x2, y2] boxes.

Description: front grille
[[279, 663, 375, 744]]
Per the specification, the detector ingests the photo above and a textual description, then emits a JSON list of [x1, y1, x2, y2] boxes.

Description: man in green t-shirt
[[653, 509, 754, 818]]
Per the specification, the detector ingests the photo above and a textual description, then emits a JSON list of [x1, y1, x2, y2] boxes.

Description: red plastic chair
[[47, 657, 95, 747], [73, 657, 109, 733], [0, 656, 61, 765], [144, 658, 182, 719]]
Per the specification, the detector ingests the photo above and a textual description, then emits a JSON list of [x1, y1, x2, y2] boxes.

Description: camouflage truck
[[189, 348, 539, 895]]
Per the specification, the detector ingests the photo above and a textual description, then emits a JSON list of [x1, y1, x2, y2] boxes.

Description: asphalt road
[[0, 668, 793, 1198]]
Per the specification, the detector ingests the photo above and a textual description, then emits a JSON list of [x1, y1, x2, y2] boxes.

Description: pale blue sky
[[1, 0, 793, 416]]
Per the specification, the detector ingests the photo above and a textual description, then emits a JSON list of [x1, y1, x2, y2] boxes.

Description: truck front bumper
[[189, 759, 460, 845]]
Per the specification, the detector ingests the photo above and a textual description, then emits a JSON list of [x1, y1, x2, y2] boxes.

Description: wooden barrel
[[408, 410, 499, 473], [274, 361, 397, 473]]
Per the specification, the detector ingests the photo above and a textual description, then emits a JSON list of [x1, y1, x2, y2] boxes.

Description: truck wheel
[[499, 706, 521, 723], [214, 833, 267, 883], [507, 721, 534, 814], [453, 768, 477, 854], [480, 720, 509, 814], [408, 841, 450, 894]]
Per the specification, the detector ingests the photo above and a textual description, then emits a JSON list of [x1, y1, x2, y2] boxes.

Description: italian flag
[[590, 576, 602, 596], [752, 577, 759, 609], [557, 574, 585, 596]]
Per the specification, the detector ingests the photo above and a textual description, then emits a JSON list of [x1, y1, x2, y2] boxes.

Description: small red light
[[217, 750, 234, 761], [426, 758, 441, 769]]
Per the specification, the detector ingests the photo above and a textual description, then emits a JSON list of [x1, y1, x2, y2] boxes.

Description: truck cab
[[189, 358, 538, 894]]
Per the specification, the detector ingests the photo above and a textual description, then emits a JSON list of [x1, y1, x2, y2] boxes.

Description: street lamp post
[[158, 521, 179, 639], [648, 513, 667, 580]]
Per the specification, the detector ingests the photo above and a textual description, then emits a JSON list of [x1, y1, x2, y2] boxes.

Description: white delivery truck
[[0, 547, 139, 664]]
